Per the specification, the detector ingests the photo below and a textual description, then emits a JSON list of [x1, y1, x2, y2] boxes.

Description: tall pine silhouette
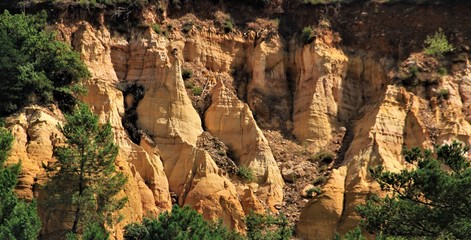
[[45, 104, 127, 237]]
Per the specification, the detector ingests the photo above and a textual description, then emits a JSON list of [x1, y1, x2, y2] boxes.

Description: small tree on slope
[[45, 104, 127, 237], [0, 125, 41, 239], [357, 141, 471, 239]]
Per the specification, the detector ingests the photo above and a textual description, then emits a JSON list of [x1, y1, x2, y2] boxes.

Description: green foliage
[[0, 127, 41, 240], [245, 211, 292, 240], [312, 176, 327, 185], [424, 29, 454, 58], [185, 81, 195, 89], [309, 150, 335, 164], [237, 166, 255, 181], [45, 104, 127, 236], [301, 26, 315, 44], [0, 10, 89, 116], [182, 21, 193, 33], [151, 23, 161, 34], [66, 222, 109, 240], [409, 66, 419, 76], [306, 187, 322, 197], [182, 69, 193, 80], [192, 86, 203, 96], [123, 205, 242, 240], [333, 227, 366, 240], [436, 88, 450, 100], [357, 141, 471, 239], [82, 223, 110, 240], [437, 67, 448, 76], [224, 18, 234, 33]]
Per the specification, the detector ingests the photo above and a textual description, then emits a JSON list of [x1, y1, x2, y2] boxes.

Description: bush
[[424, 28, 454, 57], [409, 66, 419, 76], [184, 81, 195, 89], [182, 21, 193, 33], [237, 166, 255, 181], [301, 26, 315, 44], [182, 69, 193, 80], [333, 227, 366, 240], [312, 176, 327, 185], [437, 67, 448, 76], [192, 86, 203, 96], [245, 211, 292, 240], [0, 10, 89, 116], [224, 18, 234, 33], [123, 205, 241, 240], [309, 150, 335, 164], [151, 23, 161, 34], [306, 187, 322, 197], [437, 88, 450, 100]]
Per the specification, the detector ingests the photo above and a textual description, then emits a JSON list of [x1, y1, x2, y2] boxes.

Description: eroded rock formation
[[5, 3, 471, 239]]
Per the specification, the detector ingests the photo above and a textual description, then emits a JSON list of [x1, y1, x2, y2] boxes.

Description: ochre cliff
[[4, 1, 471, 239]]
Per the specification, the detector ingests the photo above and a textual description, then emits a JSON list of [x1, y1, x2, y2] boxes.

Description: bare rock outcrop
[[205, 79, 284, 211], [291, 30, 348, 150]]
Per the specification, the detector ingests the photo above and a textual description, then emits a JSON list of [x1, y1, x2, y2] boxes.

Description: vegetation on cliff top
[[0, 124, 41, 240], [0, 10, 89, 116], [358, 141, 471, 239]]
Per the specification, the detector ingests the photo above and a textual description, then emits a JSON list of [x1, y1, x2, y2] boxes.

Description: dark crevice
[[118, 82, 145, 144], [334, 123, 354, 168]]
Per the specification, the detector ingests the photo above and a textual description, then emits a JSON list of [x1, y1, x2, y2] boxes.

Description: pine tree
[[357, 141, 471, 239], [0, 124, 41, 239], [45, 104, 127, 236]]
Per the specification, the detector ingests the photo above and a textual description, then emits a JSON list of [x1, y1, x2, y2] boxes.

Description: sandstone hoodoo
[[2, 1, 471, 239]]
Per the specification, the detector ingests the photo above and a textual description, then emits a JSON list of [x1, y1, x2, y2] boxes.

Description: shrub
[[182, 69, 193, 80], [333, 227, 366, 240], [192, 86, 203, 96], [182, 21, 193, 33], [237, 166, 255, 181], [184, 81, 194, 89], [306, 187, 323, 197], [224, 18, 234, 33], [151, 23, 161, 34], [309, 150, 335, 164], [313, 176, 327, 185], [409, 66, 419, 76], [437, 67, 448, 76], [424, 28, 454, 58], [245, 211, 292, 240], [319, 165, 329, 172], [437, 88, 450, 100], [301, 26, 315, 44]]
